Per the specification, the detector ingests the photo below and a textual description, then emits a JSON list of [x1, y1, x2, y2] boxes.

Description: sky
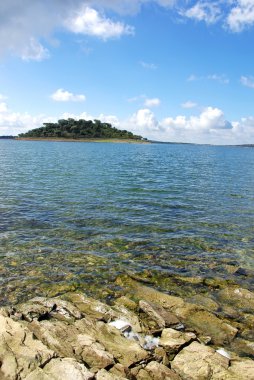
[[1, 0, 254, 144]]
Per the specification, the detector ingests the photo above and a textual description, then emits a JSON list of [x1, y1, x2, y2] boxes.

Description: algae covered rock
[[217, 287, 254, 312]]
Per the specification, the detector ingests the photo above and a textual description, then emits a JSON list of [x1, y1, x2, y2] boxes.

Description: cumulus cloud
[[65, 6, 134, 40], [180, 1, 221, 24], [163, 107, 232, 131], [240, 75, 254, 88], [51, 89, 86, 102], [144, 98, 161, 107], [226, 0, 254, 32], [1, 102, 254, 145], [128, 108, 161, 132], [124, 106, 237, 144]]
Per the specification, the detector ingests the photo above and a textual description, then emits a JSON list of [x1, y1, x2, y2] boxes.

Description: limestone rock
[[96, 368, 127, 379], [171, 341, 230, 379], [43, 358, 94, 380], [0, 315, 55, 380], [160, 328, 196, 352], [177, 305, 238, 345], [62, 292, 116, 322], [87, 320, 148, 367], [139, 300, 166, 329], [219, 359, 254, 380], [116, 275, 237, 345], [144, 361, 181, 379], [13, 296, 83, 322], [28, 319, 114, 371]]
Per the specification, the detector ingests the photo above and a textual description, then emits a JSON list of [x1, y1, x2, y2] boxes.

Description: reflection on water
[[0, 140, 254, 305]]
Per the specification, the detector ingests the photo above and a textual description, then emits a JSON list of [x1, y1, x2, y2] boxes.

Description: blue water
[[0, 140, 254, 304]]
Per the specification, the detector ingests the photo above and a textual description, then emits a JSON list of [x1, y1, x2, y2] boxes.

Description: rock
[[0, 315, 55, 380], [171, 341, 230, 379], [89, 321, 148, 367], [117, 275, 237, 345], [220, 359, 254, 380], [160, 328, 196, 352], [139, 300, 166, 329], [185, 308, 238, 345], [12, 296, 83, 322], [74, 334, 115, 372], [116, 275, 185, 310], [43, 358, 94, 380], [61, 292, 116, 322], [109, 364, 129, 378], [230, 338, 254, 357], [139, 300, 181, 330], [24, 368, 53, 380], [112, 304, 142, 333], [188, 294, 219, 312], [114, 296, 137, 311], [144, 361, 181, 379], [96, 368, 126, 379], [28, 319, 114, 371], [217, 287, 254, 312]]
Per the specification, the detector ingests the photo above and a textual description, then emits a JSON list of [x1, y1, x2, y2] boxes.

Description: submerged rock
[[217, 287, 254, 313]]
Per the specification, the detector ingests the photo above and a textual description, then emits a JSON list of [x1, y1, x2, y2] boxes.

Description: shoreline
[[15, 137, 150, 144], [1, 275, 253, 379]]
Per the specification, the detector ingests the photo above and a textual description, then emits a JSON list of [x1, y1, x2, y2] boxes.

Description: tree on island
[[18, 118, 145, 141]]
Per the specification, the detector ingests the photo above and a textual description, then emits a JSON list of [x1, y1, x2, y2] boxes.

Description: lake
[[0, 140, 254, 305]]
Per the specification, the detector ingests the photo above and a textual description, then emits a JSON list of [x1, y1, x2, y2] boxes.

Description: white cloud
[[240, 75, 254, 88], [0, 102, 8, 112], [226, 0, 254, 32], [65, 6, 134, 40], [163, 107, 232, 131], [0, 1, 254, 62], [207, 74, 229, 84], [51, 89, 86, 102], [187, 73, 229, 84], [181, 101, 197, 109], [144, 98, 161, 107], [21, 38, 50, 61], [180, 1, 221, 24], [1, 104, 254, 145], [128, 108, 161, 132], [0, 94, 7, 101], [140, 61, 158, 70]]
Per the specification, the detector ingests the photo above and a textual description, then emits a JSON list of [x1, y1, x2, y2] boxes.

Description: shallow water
[[0, 140, 254, 305]]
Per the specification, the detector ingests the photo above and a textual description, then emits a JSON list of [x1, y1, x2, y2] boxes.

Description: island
[[18, 118, 147, 142]]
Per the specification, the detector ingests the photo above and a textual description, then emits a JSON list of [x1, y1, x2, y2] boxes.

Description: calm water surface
[[0, 140, 254, 305]]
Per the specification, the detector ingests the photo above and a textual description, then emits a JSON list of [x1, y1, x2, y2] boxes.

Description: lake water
[[0, 140, 254, 305]]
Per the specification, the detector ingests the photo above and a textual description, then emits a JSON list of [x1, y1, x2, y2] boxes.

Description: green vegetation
[[18, 118, 145, 141]]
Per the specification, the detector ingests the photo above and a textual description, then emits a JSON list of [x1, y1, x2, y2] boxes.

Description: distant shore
[[16, 137, 150, 144]]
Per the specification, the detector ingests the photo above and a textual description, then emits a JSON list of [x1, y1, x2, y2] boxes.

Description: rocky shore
[[0, 274, 254, 380]]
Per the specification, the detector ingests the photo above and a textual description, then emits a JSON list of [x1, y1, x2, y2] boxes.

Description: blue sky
[[1, 0, 254, 144]]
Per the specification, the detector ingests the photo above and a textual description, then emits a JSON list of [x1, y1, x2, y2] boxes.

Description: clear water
[[1, 140, 254, 305]]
